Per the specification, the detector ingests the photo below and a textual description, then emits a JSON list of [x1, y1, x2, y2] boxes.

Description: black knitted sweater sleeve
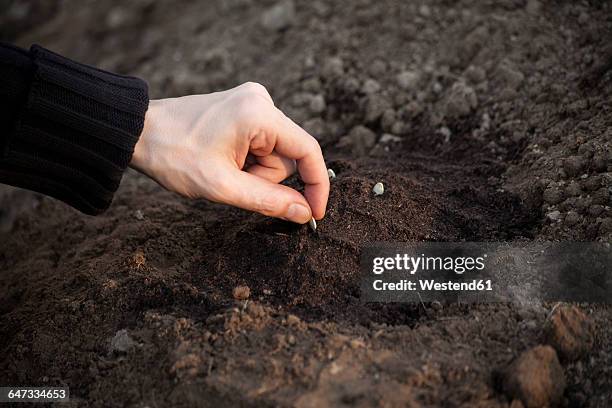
[[0, 43, 149, 215]]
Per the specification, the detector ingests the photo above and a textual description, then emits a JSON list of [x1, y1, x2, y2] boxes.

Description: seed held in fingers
[[308, 217, 317, 232], [327, 168, 336, 179], [373, 182, 384, 196]]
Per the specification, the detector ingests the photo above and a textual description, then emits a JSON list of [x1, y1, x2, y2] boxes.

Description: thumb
[[221, 167, 313, 224]]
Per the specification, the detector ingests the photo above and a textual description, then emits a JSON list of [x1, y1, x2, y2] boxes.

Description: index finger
[[270, 109, 330, 220]]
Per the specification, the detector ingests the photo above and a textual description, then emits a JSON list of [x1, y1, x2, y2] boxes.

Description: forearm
[[0, 44, 34, 155], [0, 43, 149, 214]]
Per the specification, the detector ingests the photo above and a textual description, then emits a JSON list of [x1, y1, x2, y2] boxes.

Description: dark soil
[[1, 0, 611, 407]]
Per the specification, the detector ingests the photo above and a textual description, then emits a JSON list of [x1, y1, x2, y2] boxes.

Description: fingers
[[270, 110, 330, 220], [222, 166, 312, 223], [246, 152, 296, 183], [221, 83, 328, 220]]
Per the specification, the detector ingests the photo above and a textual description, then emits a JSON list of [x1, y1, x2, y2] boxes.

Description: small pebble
[[308, 217, 317, 232], [373, 182, 384, 196], [327, 168, 336, 179]]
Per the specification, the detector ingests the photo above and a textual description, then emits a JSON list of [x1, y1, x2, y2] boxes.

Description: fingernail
[[286, 203, 311, 223]]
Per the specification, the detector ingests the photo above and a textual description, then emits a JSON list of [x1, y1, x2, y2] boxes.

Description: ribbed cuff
[[0, 43, 34, 155], [1, 45, 149, 215]]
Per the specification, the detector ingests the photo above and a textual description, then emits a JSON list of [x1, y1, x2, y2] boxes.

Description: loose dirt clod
[[233, 285, 250, 301], [309, 94, 326, 113], [396, 70, 419, 90], [327, 168, 336, 179], [545, 210, 561, 221], [502, 345, 566, 408], [336, 125, 377, 156], [509, 400, 525, 408], [132, 250, 146, 269], [260, 0, 295, 31], [443, 82, 478, 118], [373, 182, 384, 196], [286, 314, 301, 326], [308, 217, 317, 232], [109, 329, 135, 354], [544, 305, 594, 361]]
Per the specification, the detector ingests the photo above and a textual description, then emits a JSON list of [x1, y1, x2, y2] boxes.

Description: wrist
[[131, 99, 162, 173]]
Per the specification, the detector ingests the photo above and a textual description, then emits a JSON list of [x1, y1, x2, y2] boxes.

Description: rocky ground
[[1, 0, 611, 407]]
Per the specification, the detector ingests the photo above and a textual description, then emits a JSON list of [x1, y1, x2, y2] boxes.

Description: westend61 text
[[373, 279, 493, 292]]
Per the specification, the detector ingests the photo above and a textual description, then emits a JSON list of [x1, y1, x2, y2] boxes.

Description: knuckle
[[243, 81, 268, 93], [223, 84, 274, 129], [250, 131, 274, 153], [232, 93, 266, 123], [308, 137, 323, 155], [241, 81, 270, 96]]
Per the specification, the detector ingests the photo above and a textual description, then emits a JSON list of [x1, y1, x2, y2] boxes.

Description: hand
[[130, 82, 329, 224]]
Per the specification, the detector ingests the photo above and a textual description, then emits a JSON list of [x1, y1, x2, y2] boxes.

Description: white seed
[[327, 168, 336, 179], [308, 217, 317, 231], [373, 182, 384, 196]]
